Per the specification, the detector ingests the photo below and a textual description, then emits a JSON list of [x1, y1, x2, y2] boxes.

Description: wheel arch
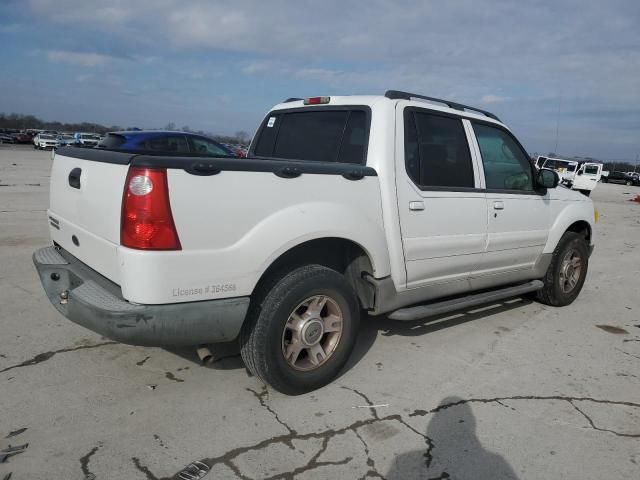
[[544, 205, 594, 255], [252, 237, 378, 309]]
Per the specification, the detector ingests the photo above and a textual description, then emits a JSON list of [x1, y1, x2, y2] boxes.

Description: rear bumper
[[32, 246, 250, 347]]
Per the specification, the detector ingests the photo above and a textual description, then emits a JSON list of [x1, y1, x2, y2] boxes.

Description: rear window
[[253, 108, 368, 164], [98, 134, 126, 149]]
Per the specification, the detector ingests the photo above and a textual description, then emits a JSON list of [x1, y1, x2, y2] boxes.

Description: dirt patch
[[595, 325, 629, 335]]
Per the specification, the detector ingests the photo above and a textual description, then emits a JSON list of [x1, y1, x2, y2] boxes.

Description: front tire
[[626, 180, 632, 186], [536, 232, 589, 306], [240, 265, 360, 395]]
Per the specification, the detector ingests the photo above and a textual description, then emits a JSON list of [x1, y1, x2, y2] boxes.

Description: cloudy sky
[[1, 0, 639, 161]]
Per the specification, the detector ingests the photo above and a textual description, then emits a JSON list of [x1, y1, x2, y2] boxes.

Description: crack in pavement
[[150, 393, 640, 479], [247, 386, 297, 436], [79, 444, 100, 479], [569, 401, 640, 438], [0, 342, 117, 374], [262, 433, 352, 480], [341, 385, 381, 420], [354, 429, 386, 480], [132, 456, 161, 480], [136, 356, 151, 366]]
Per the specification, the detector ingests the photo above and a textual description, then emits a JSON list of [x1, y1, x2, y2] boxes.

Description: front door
[[396, 106, 487, 290], [468, 121, 550, 285], [573, 163, 602, 191]]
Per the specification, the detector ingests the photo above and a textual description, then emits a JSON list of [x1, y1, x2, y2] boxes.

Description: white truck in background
[[34, 91, 597, 394], [535, 155, 602, 196]]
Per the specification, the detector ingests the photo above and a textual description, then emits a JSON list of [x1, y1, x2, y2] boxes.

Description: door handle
[[409, 201, 425, 211], [493, 201, 504, 210]]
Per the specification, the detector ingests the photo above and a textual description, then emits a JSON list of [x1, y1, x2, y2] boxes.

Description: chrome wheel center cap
[[301, 319, 324, 346]]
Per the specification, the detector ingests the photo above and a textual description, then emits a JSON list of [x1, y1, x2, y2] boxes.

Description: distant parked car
[[35, 133, 59, 150], [74, 133, 101, 147], [56, 134, 76, 148], [0, 133, 16, 144], [602, 171, 640, 186], [13, 132, 34, 144], [96, 131, 236, 156]]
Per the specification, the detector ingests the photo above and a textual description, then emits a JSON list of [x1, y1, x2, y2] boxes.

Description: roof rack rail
[[283, 97, 303, 103], [384, 90, 501, 121]]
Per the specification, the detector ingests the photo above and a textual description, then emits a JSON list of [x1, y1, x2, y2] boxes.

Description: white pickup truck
[[33, 91, 597, 394]]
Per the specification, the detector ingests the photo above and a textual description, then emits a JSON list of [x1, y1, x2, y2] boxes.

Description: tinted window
[[144, 135, 189, 153], [404, 111, 474, 188], [98, 133, 126, 149], [253, 109, 368, 164], [473, 123, 533, 191], [584, 165, 599, 175], [191, 137, 231, 156]]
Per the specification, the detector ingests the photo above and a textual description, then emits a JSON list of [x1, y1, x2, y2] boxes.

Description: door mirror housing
[[537, 168, 559, 189]]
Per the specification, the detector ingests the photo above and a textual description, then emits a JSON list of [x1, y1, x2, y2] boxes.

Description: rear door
[[468, 122, 550, 286], [396, 106, 487, 290]]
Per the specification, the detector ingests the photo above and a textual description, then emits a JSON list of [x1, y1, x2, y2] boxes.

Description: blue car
[[97, 131, 236, 156]]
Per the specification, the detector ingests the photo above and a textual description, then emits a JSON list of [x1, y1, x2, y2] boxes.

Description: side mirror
[[537, 168, 559, 189], [577, 170, 583, 176]]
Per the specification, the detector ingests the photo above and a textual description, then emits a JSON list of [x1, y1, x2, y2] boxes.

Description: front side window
[[404, 110, 474, 188], [473, 123, 533, 191], [584, 165, 599, 175], [253, 109, 368, 164]]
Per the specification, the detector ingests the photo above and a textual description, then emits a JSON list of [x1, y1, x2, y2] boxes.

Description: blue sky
[[1, 0, 639, 161]]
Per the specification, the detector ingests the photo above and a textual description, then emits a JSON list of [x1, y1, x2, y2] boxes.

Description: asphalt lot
[[1, 144, 639, 479]]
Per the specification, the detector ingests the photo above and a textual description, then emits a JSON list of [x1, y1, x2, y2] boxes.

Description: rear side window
[[472, 123, 533, 191], [404, 110, 474, 188], [143, 135, 189, 153], [584, 165, 599, 175], [98, 133, 126, 149], [253, 109, 368, 164]]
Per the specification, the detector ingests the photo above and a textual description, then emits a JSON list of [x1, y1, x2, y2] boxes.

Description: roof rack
[[384, 90, 501, 121], [283, 97, 303, 103]]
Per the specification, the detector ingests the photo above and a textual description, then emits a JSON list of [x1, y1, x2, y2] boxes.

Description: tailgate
[[48, 149, 131, 283]]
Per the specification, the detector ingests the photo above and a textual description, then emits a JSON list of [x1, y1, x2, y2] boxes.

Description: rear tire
[[626, 180, 632, 186], [536, 232, 589, 306], [240, 264, 360, 395]]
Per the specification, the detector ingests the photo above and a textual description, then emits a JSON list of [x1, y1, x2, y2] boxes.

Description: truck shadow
[[166, 297, 533, 375], [341, 297, 533, 377]]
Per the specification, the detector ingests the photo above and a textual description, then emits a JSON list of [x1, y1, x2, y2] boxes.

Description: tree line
[[0, 113, 251, 145]]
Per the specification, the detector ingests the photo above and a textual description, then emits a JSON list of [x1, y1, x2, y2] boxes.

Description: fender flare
[[543, 202, 594, 254]]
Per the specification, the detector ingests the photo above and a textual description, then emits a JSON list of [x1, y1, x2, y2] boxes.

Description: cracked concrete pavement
[[1, 145, 639, 479]]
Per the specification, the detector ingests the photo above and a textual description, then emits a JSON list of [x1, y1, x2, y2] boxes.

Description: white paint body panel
[[46, 95, 596, 306]]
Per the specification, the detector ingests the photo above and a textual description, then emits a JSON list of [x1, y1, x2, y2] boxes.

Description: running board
[[388, 280, 543, 321]]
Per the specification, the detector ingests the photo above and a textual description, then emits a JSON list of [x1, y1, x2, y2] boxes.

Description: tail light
[[121, 167, 181, 250]]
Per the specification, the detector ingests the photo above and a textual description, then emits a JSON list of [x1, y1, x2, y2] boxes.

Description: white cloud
[[241, 62, 274, 75], [480, 94, 511, 104], [47, 50, 115, 67], [19, 0, 640, 158]]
